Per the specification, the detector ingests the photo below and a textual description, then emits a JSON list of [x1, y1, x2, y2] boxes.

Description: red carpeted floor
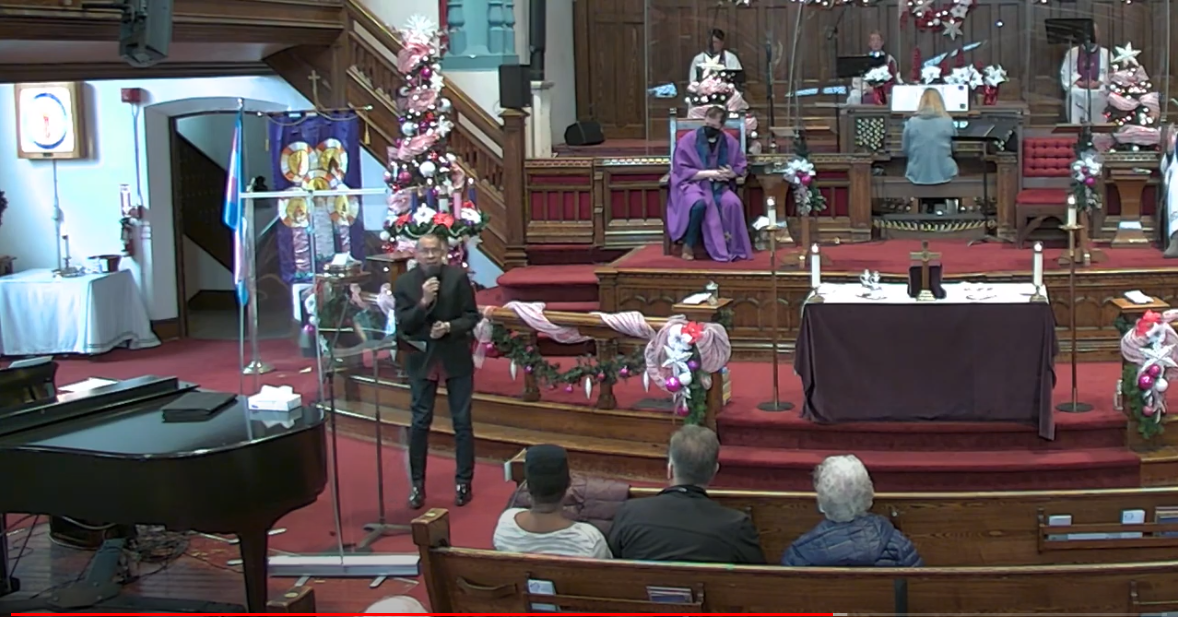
[[13, 336, 1141, 607]]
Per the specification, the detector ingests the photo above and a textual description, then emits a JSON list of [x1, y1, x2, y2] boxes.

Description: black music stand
[[837, 55, 886, 79], [961, 118, 1020, 245]]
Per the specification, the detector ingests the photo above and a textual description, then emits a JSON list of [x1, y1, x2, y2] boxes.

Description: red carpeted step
[[497, 265, 600, 303], [715, 446, 1141, 492], [717, 414, 1126, 452]]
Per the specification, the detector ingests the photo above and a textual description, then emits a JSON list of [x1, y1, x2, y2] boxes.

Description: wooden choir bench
[[413, 508, 1178, 614], [505, 458, 1178, 567]]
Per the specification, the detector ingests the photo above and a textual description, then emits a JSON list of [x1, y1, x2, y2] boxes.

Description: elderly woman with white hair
[[781, 455, 922, 567]]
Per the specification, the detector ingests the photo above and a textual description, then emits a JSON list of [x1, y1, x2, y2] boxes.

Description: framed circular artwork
[[15, 82, 88, 160]]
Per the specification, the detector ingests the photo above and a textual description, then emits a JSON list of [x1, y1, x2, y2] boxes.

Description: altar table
[[0, 269, 160, 356], [794, 282, 1057, 439]]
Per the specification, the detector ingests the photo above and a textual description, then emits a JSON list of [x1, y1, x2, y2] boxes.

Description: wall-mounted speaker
[[498, 63, 532, 110]]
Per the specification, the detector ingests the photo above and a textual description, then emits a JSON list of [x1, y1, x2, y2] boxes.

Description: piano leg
[[0, 514, 17, 597], [238, 527, 271, 613]]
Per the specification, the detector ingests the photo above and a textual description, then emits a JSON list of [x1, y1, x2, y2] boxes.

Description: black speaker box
[[498, 64, 532, 110], [564, 121, 605, 147]]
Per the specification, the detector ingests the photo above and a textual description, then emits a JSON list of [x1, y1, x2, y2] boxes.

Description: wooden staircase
[[264, 0, 528, 270]]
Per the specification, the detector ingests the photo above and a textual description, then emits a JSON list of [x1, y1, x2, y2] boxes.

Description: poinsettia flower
[[412, 206, 437, 225], [395, 213, 411, 226], [681, 321, 705, 345], [459, 207, 483, 224], [1137, 310, 1163, 336], [432, 212, 455, 228]]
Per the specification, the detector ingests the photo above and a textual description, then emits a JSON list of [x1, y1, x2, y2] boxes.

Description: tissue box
[[248, 385, 302, 411]]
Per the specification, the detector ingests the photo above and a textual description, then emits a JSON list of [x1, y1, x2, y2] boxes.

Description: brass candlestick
[[757, 222, 794, 413], [1056, 222, 1093, 413]]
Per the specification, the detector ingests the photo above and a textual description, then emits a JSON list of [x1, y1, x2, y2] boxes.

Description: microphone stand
[[829, 6, 847, 147], [356, 339, 410, 550], [766, 35, 776, 152]]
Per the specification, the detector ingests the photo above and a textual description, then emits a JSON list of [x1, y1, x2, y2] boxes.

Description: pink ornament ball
[[1143, 405, 1156, 417], [1085, 176, 1095, 186], [687, 359, 700, 371], [397, 170, 412, 184], [564, 384, 574, 393], [596, 372, 606, 382], [483, 342, 495, 351], [674, 405, 689, 417], [421, 67, 432, 80], [800, 174, 812, 186], [1138, 373, 1155, 390], [665, 376, 681, 393], [302, 324, 316, 334], [524, 365, 533, 374], [619, 366, 630, 377], [1148, 364, 1162, 378]]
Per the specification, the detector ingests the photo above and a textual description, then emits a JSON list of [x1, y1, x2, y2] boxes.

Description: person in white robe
[[688, 28, 743, 85], [848, 31, 903, 104], [1058, 23, 1110, 124], [1161, 124, 1178, 257]]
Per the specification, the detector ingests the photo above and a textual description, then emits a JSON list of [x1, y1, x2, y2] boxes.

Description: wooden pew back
[[413, 509, 1178, 614], [666, 486, 1178, 566]]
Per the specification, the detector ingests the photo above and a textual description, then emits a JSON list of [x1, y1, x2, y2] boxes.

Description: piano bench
[[1015, 201, 1067, 249], [268, 585, 316, 612]]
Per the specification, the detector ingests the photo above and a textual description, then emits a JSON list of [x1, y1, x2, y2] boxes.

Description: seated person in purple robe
[[666, 106, 754, 262]]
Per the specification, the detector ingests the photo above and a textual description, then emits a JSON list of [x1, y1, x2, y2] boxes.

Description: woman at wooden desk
[[902, 88, 958, 214]]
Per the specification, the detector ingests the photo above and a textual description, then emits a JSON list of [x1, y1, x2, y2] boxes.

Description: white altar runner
[[0, 269, 160, 356], [816, 282, 1046, 305]]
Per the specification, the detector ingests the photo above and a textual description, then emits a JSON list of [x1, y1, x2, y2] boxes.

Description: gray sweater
[[902, 111, 959, 185]]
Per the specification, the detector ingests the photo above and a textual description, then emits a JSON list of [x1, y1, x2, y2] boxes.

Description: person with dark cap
[[493, 444, 612, 558]]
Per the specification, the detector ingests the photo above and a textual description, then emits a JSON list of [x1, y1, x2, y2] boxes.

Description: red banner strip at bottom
[[13, 607, 834, 612]]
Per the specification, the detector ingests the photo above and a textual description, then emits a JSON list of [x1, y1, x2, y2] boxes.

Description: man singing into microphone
[[394, 233, 480, 509]]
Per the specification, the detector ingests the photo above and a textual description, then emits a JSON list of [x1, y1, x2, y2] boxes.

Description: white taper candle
[[766, 196, 777, 228], [1032, 242, 1043, 288], [1066, 196, 1077, 227], [810, 243, 821, 289]]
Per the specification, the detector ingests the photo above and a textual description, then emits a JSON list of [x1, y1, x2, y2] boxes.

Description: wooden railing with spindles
[[354, 294, 728, 429], [345, 0, 524, 269], [480, 307, 726, 431]]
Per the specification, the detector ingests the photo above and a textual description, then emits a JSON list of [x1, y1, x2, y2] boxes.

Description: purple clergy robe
[[666, 129, 753, 262]]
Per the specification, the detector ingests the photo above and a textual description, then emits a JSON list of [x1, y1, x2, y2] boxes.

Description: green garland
[[487, 322, 712, 426], [791, 134, 827, 216], [488, 323, 645, 390], [1121, 361, 1164, 440], [1070, 132, 1103, 213]]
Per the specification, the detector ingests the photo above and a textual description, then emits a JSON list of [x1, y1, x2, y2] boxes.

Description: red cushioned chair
[[660, 108, 748, 256], [1015, 136, 1076, 248]]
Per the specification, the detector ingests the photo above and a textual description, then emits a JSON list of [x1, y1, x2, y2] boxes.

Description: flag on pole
[[223, 107, 248, 306]]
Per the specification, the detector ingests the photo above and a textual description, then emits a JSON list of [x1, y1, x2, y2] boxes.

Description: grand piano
[[0, 376, 328, 613]]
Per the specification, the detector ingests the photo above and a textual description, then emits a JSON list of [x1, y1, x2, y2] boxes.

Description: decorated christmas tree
[[384, 15, 488, 266], [685, 57, 758, 149], [1103, 42, 1161, 153]]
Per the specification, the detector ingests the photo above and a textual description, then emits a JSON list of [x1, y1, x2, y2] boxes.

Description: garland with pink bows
[[1121, 310, 1178, 440], [472, 302, 731, 425]]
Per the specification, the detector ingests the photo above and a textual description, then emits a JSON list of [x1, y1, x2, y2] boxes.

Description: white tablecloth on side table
[[0, 268, 161, 356]]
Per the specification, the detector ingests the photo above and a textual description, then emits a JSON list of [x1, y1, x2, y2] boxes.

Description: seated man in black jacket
[[607, 425, 764, 564]]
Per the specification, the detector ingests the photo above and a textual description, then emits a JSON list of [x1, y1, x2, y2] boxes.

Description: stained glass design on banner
[[269, 114, 365, 283]]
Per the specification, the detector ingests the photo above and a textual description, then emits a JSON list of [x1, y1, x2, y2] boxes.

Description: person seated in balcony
[[667, 106, 753, 262], [902, 88, 958, 215], [607, 426, 764, 564], [781, 455, 923, 568], [493, 444, 613, 558]]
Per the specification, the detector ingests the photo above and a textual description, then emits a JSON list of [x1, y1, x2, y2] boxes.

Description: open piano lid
[[0, 376, 195, 438]]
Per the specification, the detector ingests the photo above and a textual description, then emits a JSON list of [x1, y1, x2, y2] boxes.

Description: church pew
[[503, 457, 1178, 566], [413, 508, 1178, 614]]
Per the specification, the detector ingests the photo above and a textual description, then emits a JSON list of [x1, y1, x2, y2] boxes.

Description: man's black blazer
[[393, 264, 480, 380]]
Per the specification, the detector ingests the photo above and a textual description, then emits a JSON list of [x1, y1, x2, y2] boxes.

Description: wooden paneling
[[576, 0, 1178, 138]]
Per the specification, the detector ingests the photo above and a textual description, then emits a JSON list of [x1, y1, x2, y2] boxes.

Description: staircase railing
[[345, 0, 524, 269]]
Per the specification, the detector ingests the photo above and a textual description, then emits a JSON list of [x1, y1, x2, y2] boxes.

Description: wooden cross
[[308, 70, 323, 107], [909, 240, 940, 301]]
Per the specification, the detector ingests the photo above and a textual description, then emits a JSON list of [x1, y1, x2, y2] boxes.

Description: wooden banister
[[347, 0, 503, 141]]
